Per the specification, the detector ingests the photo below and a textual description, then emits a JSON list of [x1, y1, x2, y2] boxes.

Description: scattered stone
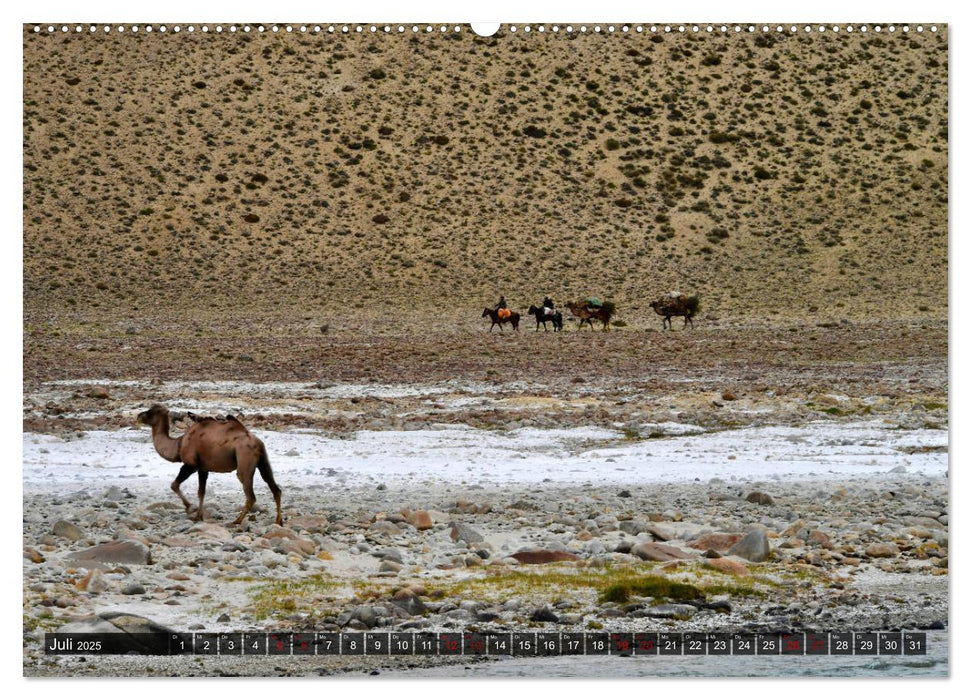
[[189, 522, 233, 542], [87, 386, 110, 400], [510, 549, 581, 565], [369, 520, 401, 536], [286, 515, 330, 534], [808, 530, 834, 549], [644, 604, 697, 619], [721, 390, 737, 401], [617, 489, 632, 498], [70, 540, 152, 566], [631, 542, 695, 562], [390, 589, 427, 616], [688, 533, 742, 552], [24, 547, 45, 563], [58, 613, 175, 654], [746, 491, 775, 506], [349, 605, 378, 628], [411, 510, 434, 530], [865, 543, 900, 558], [705, 557, 751, 576], [704, 598, 733, 613], [530, 606, 560, 623], [728, 529, 771, 562], [449, 522, 484, 544], [619, 519, 649, 535], [53, 520, 84, 541], [121, 582, 146, 595], [76, 569, 108, 593]]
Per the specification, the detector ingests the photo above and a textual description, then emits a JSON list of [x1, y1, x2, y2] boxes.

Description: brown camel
[[565, 300, 616, 331], [137, 404, 282, 526], [649, 294, 700, 330]]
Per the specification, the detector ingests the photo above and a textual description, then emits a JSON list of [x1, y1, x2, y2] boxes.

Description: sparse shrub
[[600, 575, 702, 604], [707, 227, 730, 243], [709, 131, 740, 144]]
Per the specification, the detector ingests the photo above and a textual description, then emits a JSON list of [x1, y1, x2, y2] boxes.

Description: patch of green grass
[[923, 402, 947, 411], [432, 564, 766, 606], [248, 574, 341, 620], [600, 574, 702, 604]]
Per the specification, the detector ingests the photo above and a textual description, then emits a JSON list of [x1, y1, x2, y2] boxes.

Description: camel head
[[649, 300, 661, 309], [137, 404, 169, 427]]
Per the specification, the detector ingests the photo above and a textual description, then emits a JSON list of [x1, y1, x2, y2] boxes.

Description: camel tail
[[256, 446, 283, 525], [686, 296, 700, 315], [256, 448, 280, 490]]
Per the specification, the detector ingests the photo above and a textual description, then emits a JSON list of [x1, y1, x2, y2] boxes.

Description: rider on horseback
[[495, 295, 511, 320], [542, 296, 554, 316]]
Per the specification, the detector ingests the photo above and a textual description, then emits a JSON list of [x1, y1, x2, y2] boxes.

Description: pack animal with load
[[649, 293, 700, 330]]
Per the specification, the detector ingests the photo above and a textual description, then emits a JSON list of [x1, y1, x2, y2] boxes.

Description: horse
[[649, 295, 700, 330], [565, 301, 616, 331], [481, 307, 520, 331], [527, 305, 563, 331]]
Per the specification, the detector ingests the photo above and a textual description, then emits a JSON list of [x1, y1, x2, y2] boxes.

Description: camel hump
[[225, 414, 242, 424]]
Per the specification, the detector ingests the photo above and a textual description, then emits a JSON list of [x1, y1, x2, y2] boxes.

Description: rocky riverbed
[[23, 417, 948, 677]]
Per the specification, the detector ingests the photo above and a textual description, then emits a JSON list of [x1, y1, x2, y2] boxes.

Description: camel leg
[[171, 464, 197, 512], [193, 470, 208, 522], [256, 455, 283, 526], [232, 464, 258, 526]]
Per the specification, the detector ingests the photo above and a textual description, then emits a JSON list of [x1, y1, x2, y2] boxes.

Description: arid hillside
[[23, 25, 948, 325]]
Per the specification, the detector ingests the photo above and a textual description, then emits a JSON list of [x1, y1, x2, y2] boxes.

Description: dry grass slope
[[23, 26, 947, 324]]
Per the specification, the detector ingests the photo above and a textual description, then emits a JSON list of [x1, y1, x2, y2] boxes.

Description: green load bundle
[[585, 296, 603, 308]]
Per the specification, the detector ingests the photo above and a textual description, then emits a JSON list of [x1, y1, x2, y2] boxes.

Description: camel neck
[[150, 415, 182, 462]]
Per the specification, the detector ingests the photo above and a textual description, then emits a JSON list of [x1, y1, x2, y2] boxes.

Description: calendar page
[[22, 16, 948, 679]]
